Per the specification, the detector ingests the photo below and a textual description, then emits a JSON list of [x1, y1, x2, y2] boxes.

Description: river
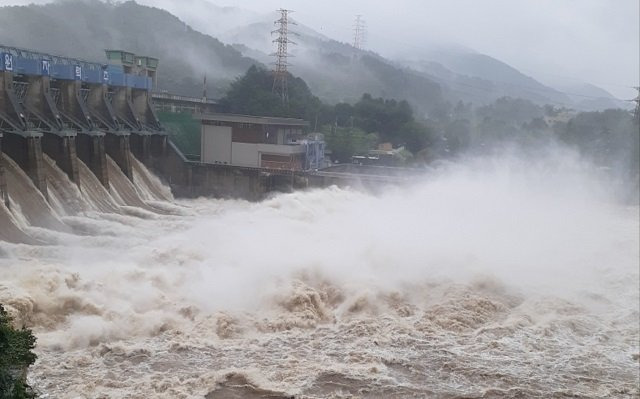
[[0, 148, 638, 398]]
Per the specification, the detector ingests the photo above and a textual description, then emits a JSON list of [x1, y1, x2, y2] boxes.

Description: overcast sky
[[1, 0, 638, 99]]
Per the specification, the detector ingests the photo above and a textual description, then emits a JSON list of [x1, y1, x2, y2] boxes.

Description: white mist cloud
[[1, 146, 637, 352], [0, 141, 637, 396]]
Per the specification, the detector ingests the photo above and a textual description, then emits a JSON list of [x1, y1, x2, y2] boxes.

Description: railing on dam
[[151, 92, 218, 105], [151, 92, 219, 114]]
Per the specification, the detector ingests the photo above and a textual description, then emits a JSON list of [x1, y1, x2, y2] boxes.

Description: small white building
[[197, 113, 324, 171]]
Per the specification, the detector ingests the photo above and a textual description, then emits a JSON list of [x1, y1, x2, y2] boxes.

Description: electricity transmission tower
[[271, 9, 296, 105], [352, 15, 366, 50]]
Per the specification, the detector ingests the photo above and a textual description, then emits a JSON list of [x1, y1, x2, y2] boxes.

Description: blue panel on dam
[[126, 74, 150, 90], [1, 46, 154, 91], [50, 64, 77, 80], [106, 65, 126, 86], [14, 57, 40, 75], [80, 63, 103, 84], [109, 72, 126, 87]]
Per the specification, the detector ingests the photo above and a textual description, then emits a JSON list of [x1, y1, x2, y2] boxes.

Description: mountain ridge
[[0, 0, 627, 112]]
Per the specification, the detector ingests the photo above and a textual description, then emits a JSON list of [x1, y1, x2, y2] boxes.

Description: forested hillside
[[222, 20, 445, 116], [0, 0, 255, 97]]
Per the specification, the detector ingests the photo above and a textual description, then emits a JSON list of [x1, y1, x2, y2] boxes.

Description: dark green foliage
[[394, 121, 432, 155], [429, 96, 553, 154], [154, 60, 438, 162], [425, 96, 638, 187], [158, 111, 201, 157], [0, 305, 37, 399], [321, 127, 377, 163], [333, 103, 354, 127], [476, 97, 544, 124], [219, 65, 436, 161], [167, 66, 436, 162], [352, 94, 413, 140], [339, 94, 434, 155], [477, 116, 520, 143], [219, 65, 281, 116], [219, 65, 329, 124], [555, 109, 639, 175]]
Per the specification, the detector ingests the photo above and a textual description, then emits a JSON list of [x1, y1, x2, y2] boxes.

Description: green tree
[[219, 65, 329, 124], [399, 121, 434, 154], [476, 97, 544, 124], [321, 126, 377, 163], [333, 102, 354, 127], [0, 305, 37, 399], [352, 94, 413, 143], [554, 109, 638, 174], [329, 94, 435, 156]]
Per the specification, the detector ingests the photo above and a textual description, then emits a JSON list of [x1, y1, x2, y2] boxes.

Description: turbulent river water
[[0, 149, 638, 398]]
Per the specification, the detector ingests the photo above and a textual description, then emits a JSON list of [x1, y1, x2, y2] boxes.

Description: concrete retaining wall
[[0, 135, 7, 207]]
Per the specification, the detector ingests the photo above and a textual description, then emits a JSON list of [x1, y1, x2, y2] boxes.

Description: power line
[[271, 9, 296, 105]]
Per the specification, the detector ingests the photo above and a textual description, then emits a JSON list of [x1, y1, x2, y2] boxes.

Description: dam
[[0, 46, 166, 198], [0, 45, 411, 229]]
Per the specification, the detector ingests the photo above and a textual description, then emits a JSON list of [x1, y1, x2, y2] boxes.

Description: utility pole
[[202, 74, 207, 102], [352, 15, 366, 50], [633, 86, 639, 125], [272, 9, 296, 105]]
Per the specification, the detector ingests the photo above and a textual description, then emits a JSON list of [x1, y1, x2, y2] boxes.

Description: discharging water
[[0, 148, 638, 398]]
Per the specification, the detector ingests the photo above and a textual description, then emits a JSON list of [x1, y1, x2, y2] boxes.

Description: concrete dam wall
[[0, 46, 314, 222], [0, 46, 185, 242]]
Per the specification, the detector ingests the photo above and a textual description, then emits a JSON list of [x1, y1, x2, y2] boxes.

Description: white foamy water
[[0, 148, 638, 398]]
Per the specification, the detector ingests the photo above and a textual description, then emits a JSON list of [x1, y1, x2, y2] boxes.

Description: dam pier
[[0, 46, 167, 200]]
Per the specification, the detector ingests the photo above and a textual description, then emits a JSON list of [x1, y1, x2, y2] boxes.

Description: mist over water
[[0, 147, 638, 398]]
